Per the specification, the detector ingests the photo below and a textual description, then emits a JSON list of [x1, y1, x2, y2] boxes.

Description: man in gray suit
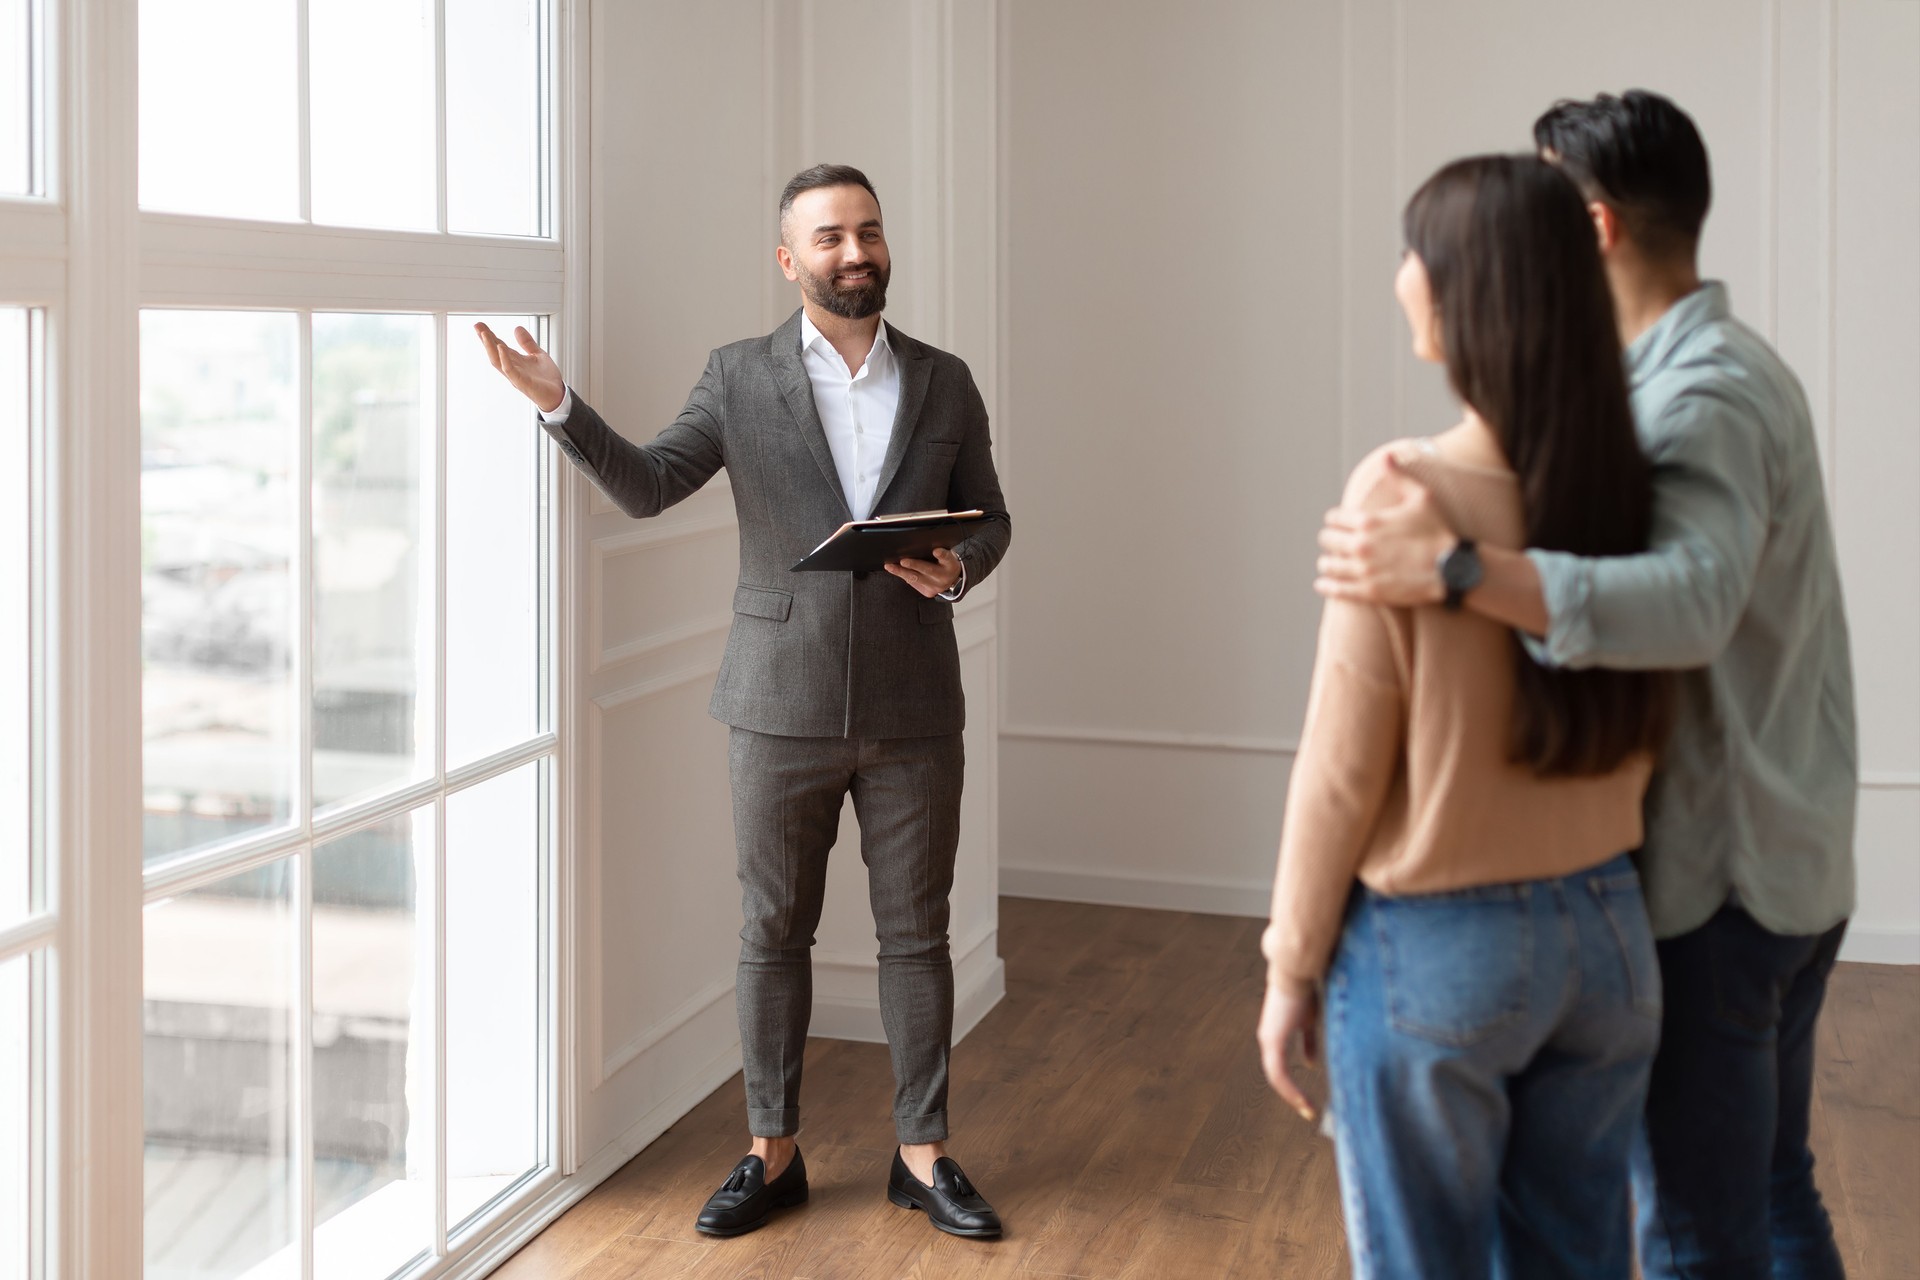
[[477, 164, 1008, 1239]]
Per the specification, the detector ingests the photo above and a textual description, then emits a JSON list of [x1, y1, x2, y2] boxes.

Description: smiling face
[[1395, 249, 1443, 364], [777, 183, 891, 320]]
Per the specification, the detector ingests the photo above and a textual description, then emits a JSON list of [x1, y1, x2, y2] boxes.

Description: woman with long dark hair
[[1256, 154, 1674, 1278]]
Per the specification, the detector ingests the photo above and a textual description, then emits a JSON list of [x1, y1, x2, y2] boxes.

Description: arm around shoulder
[[1523, 391, 1770, 671]]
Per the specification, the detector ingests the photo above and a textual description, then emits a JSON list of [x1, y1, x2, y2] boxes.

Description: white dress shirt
[[798, 310, 899, 521], [541, 313, 964, 597]]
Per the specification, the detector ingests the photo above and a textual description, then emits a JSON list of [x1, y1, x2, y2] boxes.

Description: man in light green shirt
[[1315, 92, 1854, 1278]]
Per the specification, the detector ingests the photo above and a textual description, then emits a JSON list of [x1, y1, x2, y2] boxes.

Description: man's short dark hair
[[778, 164, 881, 241], [1533, 90, 1711, 260]]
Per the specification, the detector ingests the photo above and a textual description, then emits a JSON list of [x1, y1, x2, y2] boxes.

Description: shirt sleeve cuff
[[938, 558, 967, 602], [1525, 548, 1596, 669], [539, 386, 574, 425]]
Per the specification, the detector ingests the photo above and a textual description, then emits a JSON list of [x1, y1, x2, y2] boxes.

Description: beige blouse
[[1263, 432, 1653, 985]]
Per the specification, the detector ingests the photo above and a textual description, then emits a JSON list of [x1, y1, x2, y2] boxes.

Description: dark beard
[[800, 260, 889, 319]]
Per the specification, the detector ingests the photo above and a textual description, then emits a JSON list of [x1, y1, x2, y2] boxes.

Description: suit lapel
[[872, 326, 933, 510], [766, 310, 854, 519]]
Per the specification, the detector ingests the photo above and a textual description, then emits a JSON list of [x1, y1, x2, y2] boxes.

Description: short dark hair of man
[[1533, 90, 1712, 262], [778, 164, 881, 242]]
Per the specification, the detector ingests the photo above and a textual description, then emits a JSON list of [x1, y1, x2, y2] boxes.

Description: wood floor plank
[[1113, 1184, 1265, 1280], [568, 1232, 709, 1278], [1019, 1079, 1216, 1278], [495, 901, 1915, 1280], [1811, 962, 1920, 1279]]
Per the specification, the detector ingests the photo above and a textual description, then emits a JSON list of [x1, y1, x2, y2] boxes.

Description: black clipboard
[[791, 509, 987, 573]]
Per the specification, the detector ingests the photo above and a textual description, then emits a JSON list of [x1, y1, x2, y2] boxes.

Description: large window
[[0, 0, 571, 1275], [138, 309, 551, 1277]]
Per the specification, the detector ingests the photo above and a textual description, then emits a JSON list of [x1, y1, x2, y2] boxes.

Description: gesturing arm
[[475, 322, 725, 520]]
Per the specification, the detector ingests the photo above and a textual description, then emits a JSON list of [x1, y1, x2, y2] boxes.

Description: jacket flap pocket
[[734, 585, 793, 621], [919, 598, 954, 624], [922, 440, 962, 456]]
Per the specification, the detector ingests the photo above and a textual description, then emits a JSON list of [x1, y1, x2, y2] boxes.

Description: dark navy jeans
[[1324, 853, 1661, 1279], [1634, 902, 1849, 1280]]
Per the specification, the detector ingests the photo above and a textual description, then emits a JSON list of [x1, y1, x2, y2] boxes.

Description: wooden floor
[[496, 898, 1919, 1279]]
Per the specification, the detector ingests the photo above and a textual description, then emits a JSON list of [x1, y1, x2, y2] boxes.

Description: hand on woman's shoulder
[[1340, 438, 1428, 512]]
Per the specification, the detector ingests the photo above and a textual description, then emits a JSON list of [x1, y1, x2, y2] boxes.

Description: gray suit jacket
[[543, 309, 1011, 738]]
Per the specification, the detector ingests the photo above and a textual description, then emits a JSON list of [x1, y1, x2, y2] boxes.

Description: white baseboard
[[1003, 864, 1920, 967], [808, 929, 1007, 1044], [1001, 863, 1268, 919], [1838, 928, 1920, 966], [433, 1036, 744, 1280]]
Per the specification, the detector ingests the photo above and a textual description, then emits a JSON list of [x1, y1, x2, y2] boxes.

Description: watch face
[[1442, 542, 1483, 595]]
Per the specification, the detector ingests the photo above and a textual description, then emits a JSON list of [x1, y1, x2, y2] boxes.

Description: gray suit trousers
[[728, 727, 964, 1145]]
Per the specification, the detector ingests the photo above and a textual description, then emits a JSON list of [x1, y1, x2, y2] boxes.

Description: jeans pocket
[[1370, 887, 1532, 1047], [1589, 872, 1662, 1019]]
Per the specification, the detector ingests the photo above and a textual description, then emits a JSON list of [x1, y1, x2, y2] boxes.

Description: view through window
[[134, 1, 557, 1276]]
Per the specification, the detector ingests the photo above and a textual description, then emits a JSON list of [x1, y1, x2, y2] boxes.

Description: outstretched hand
[[474, 322, 567, 415]]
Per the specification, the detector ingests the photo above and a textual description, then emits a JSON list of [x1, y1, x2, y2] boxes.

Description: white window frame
[[0, 0, 591, 1275]]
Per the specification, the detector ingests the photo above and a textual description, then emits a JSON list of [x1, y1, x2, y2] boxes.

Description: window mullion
[[298, 309, 314, 840], [433, 791, 448, 1258], [294, 306, 316, 1280], [296, 0, 311, 223], [432, 310, 450, 1257], [433, 0, 447, 237], [295, 848, 314, 1280]]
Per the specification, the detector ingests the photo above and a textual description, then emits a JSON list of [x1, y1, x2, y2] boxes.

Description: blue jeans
[[1634, 902, 1849, 1279], [1324, 853, 1661, 1280]]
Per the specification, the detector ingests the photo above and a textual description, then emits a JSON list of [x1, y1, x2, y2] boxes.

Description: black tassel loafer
[[886, 1150, 1002, 1238], [694, 1148, 809, 1237]]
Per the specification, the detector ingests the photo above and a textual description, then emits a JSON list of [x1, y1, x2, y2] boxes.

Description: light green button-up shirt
[[1527, 283, 1856, 940]]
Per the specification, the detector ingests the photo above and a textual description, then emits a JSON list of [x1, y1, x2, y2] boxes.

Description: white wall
[[998, 0, 1920, 964], [568, 0, 1007, 1181]]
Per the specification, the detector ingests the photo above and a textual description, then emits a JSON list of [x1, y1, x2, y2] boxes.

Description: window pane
[[144, 861, 295, 1279], [309, 0, 435, 230], [312, 810, 431, 1280], [447, 317, 540, 768], [447, 0, 542, 237], [312, 314, 434, 813], [1, 308, 28, 925], [445, 760, 541, 1227], [0, 951, 41, 1280], [138, 0, 299, 220], [0, 0, 29, 196], [141, 311, 298, 867]]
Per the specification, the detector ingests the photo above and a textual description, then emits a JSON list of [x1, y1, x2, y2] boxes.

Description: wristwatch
[[1438, 538, 1482, 612]]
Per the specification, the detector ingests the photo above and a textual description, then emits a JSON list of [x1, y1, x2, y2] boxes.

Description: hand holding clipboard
[[790, 509, 987, 574]]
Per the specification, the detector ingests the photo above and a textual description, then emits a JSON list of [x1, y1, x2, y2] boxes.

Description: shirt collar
[[1626, 281, 1730, 384], [799, 310, 892, 368]]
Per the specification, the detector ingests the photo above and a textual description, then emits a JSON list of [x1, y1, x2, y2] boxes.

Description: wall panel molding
[[598, 974, 738, 1086], [1003, 724, 1299, 757], [808, 926, 1005, 1045]]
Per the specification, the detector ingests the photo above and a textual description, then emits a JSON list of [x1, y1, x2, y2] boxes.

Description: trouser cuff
[[748, 1107, 799, 1138], [895, 1110, 949, 1145]]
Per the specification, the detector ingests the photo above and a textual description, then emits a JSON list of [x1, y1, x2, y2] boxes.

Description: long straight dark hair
[[1403, 154, 1674, 776]]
